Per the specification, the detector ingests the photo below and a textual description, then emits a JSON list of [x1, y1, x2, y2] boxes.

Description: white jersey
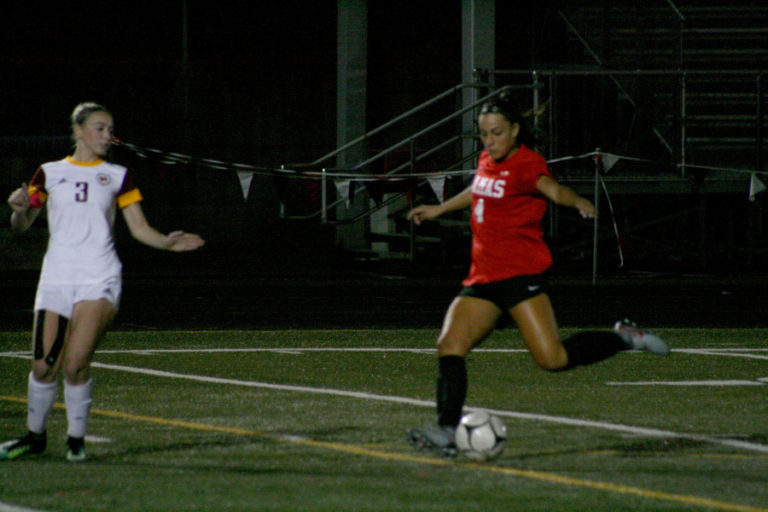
[[28, 157, 142, 285]]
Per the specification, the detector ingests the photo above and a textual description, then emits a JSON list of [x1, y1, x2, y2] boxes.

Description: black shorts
[[459, 274, 548, 315]]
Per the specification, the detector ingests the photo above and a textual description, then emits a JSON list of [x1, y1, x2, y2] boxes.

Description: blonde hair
[[70, 102, 110, 128]]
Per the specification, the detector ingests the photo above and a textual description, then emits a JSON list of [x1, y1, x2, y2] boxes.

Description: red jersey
[[463, 145, 553, 286]]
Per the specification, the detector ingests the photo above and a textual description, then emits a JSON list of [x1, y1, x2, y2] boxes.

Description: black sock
[[562, 331, 628, 369], [436, 355, 467, 428]]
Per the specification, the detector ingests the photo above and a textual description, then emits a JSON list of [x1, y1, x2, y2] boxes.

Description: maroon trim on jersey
[[28, 167, 47, 209], [118, 168, 137, 196]]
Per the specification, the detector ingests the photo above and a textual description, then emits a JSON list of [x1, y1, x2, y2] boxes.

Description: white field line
[[1, 347, 517, 356], [607, 348, 768, 386], [87, 361, 768, 456], [3, 348, 768, 455], [0, 347, 767, 357], [608, 380, 765, 386], [675, 348, 768, 361], [0, 501, 53, 512]]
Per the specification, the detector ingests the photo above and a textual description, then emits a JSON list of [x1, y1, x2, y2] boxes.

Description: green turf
[[1, 328, 767, 511]]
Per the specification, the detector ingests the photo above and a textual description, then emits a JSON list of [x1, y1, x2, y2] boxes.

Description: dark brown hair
[[479, 91, 537, 148]]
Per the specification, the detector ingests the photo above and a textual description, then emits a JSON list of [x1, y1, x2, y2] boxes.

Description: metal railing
[[285, 84, 535, 223], [296, 67, 765, 226], [284, 66, 766, 280], [495, 69, 765, 174]]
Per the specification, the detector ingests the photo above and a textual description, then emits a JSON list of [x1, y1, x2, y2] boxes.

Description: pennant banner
[[237, 170, 254, 200], [427, 176, 446, 203], [749, 173, 766, 202], [602, 154, 620, 172], [334, 179, 352, 207], [364, 181, 385, 205]]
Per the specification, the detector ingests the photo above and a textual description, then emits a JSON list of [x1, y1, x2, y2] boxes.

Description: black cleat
[[66, 436, 86, 462], [0, 431, 47, 460]]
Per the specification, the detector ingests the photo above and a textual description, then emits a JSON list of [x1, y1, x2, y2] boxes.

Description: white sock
[[27, 371, 58, 434], [64, 379, 93, 439]]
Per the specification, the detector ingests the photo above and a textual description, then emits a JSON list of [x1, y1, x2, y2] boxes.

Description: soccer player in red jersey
[[406, 92, 669, 456], [2, 103, 205, 461]]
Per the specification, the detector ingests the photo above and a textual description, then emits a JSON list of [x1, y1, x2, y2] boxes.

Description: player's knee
[[31, 361, 58, 382], [61, 359, 90, 383], [531, 346, 569, 371], [537, 358, 568, 372], [437, 333, 473, 357]]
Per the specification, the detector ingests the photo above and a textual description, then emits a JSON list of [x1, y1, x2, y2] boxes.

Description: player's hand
[[7, 183, 30, 213], [166, 231, 205, 252], [575, 198, 596, 219], [407, 204, 441, 225]]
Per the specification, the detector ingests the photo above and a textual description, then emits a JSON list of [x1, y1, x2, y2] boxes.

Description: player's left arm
[[121, 202, 205, 252], [536, 175, 596, 219]]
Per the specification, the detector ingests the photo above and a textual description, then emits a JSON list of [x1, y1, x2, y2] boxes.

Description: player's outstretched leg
[[0, 431, 47, 460], [614, 319, 669, 355]]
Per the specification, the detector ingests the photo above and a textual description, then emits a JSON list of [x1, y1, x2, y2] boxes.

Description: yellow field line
[[2, 394, 766, 512]]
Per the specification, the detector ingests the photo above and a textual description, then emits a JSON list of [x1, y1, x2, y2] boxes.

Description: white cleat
[[613, 319, 670, 356], [406, 425, 458, 458]]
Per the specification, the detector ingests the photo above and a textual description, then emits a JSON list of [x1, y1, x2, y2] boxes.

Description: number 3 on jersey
[[75, 182, 88, 202], [474, 198, 485, 223]]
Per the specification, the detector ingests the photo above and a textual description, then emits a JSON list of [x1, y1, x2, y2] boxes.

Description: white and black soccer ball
[[455, 410, 508, 461]]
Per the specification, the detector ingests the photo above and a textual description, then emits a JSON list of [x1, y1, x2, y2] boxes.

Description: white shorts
[[34, 277, 122, 319]]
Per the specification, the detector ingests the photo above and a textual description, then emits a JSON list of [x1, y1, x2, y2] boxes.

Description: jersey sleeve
[[116, 169, 143, 208], [519, 151, 552, 194], [28, 167, 47, 209]]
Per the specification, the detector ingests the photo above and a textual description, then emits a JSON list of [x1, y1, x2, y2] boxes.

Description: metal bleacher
[[560, 2, 767, 169], [283, 2, 767, 278]]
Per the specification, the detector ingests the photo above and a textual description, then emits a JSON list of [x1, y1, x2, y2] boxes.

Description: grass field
[[1, 328, 767, 512]]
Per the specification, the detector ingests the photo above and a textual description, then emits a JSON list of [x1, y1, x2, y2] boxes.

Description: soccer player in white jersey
[[2, 102, 205, 461]]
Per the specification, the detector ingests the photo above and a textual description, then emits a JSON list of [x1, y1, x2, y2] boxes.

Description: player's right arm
[[407, 185, 473, 225], [8, 183, 41, 232]]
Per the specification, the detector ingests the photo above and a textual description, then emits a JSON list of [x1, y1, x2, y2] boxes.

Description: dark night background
[[0, 1, 557, 155], [0, 1, 561, 272], [2, 1, 768, 330]]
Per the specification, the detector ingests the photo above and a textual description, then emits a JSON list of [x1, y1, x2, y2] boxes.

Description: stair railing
[[285, 84, 533, 223]]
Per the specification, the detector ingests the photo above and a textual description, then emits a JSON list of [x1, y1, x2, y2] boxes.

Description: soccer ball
[[455, 411, 508, 461]]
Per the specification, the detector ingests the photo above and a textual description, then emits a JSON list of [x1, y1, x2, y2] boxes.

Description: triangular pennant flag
[[602, 154, 620, 172], [236, 170, 254, 200], [364, 180, 385, 205], [427, 176, 446, 203], [335, 179, 351, 207], [749, 173, 766, 202]]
